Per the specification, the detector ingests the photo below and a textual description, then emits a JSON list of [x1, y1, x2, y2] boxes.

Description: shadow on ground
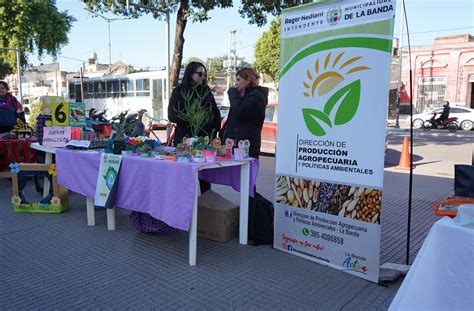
[[384, 147, 423, 168]]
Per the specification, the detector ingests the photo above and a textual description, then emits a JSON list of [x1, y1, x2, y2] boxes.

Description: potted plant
[[172, 86, 215, 139], [112, 119, 127, 155], [136, 139, 155, 157], [154, 146, 166, 160], [204, 145, 217, 162], [176, 143, 191, 162]]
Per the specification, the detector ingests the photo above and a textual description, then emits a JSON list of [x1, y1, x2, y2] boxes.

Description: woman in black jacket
[[220, 68, 268, 159], [168, 61, 221, 146], [168, 62, 221, 194]]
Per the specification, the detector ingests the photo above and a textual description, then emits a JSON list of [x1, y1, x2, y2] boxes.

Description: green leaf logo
[[302, 108, 332, 136], [301, 53, 368, 137], [324, 80, 361, 125]]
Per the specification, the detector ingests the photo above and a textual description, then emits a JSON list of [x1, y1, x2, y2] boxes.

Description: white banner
[[274, 0, 396, 283], [94, 153, 122, 208]]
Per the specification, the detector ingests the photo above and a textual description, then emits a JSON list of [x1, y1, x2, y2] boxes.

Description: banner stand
[[274, 0, 397, 283]]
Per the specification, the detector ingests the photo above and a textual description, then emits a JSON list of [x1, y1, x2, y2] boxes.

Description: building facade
[[400, 34, 474, 113]]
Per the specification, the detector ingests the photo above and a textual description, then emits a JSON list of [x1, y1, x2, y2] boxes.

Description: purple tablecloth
[[56, 148, 258, 231]]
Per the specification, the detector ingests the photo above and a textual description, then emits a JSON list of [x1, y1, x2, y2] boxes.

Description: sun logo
[[301, 52, 369, 137], [303, 52, 369, 97]]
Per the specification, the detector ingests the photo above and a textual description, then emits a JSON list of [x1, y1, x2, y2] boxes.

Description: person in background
[[435, 101, 450, 126], [168, 61, 221, 193], [219, 67, 268, 159], [0, 81, 25, 134]]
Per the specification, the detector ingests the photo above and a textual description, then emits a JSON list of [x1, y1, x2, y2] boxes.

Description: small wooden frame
[[11, 163, 68, 213]]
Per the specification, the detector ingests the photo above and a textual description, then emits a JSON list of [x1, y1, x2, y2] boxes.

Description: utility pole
[[225, 29, 237, 105], [80, 64, 84, 102], [55, 62, 59, 96], [84, 8, 132, 75], [395, 0, 405, 128]]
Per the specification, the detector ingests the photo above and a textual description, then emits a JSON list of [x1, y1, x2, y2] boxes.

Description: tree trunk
[[170, 0, 189, 92]]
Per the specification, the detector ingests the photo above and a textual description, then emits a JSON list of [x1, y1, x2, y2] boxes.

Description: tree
[[181, 57, 204, 69], [238, 1, 313, 26], [82, 1, 308, 93], [255, 17, 280, 87], [0, 0, 75, 78]]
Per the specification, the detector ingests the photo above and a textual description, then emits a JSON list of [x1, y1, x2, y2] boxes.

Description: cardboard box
[[197, 190, 239, 242]]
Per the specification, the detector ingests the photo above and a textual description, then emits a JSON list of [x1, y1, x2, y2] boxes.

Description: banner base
[[378, 262, 411, 284]]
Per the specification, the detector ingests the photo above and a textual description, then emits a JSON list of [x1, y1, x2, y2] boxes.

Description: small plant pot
[[154, 154, 165, 160], [204, 150, 216, 162], [113, 140, 125, 155], [192, 155, 205, 163], [177, 156, 190, 162]]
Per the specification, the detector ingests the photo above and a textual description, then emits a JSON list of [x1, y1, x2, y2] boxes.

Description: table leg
[[239, 162, 250, 245], [86, 197, 95, 226], [107, 206, 116, 231], [189, 173, 200, 266], [43, 152, 52, 197]]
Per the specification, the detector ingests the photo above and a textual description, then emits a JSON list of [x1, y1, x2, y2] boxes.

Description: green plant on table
[[173, 86, 214, 138]]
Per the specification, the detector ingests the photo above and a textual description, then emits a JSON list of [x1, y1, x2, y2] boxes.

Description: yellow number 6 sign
[[52, 99, 69, 126]]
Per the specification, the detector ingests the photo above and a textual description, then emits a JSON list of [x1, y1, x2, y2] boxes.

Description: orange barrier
[[396, 136, 411, 170]]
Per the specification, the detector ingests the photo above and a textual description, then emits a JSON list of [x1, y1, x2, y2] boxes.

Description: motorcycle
[[110, 109, 146, 138], [423, 112, 459, 132], [87, 108, 112, 139]]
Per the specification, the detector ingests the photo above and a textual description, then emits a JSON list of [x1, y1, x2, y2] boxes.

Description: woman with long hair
[[168, 61, 221, 146]]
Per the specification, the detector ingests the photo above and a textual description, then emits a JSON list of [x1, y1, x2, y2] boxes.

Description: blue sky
[[32, 0, 474, 73]]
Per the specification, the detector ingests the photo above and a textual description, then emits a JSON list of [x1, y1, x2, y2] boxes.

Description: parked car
[[406, 106, 474, 131], [217, 105, 230, 120], [220, 103, 278, 154], [261, 104, 278, 154]]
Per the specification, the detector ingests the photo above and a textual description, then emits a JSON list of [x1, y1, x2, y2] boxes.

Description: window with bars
[[416, 77, 446, 113]]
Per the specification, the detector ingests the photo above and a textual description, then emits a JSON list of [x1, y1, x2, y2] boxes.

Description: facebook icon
[[287, 245, 293, 251], [285, 209, 293, 218]]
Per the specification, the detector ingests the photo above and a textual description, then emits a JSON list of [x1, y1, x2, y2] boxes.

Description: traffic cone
[[396, 136, 411, 170]]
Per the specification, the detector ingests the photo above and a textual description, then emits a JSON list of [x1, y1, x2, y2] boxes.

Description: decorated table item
[[10, 163, 68, 213], [176, 143, 191, 162], [235, 140, 250, 160], [10, 119, 32, 139], [238, 140, 250, 158], [217, 138, 234, 160]]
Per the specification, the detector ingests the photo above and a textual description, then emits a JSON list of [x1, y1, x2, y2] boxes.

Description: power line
[[394, 26, 474, 36]]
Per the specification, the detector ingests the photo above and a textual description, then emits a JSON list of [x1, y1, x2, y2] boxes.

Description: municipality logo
[[326, 7, 342, 25], [302, 52, 369, 136]]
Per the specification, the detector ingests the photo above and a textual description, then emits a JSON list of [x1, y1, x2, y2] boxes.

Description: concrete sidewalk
[[0, 153, 454, 309]]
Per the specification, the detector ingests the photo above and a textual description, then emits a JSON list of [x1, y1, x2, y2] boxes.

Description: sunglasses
[[194, 71, 206, 77]]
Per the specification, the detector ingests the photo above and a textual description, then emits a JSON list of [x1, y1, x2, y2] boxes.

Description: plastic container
[[432, 198, 474, 217]]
